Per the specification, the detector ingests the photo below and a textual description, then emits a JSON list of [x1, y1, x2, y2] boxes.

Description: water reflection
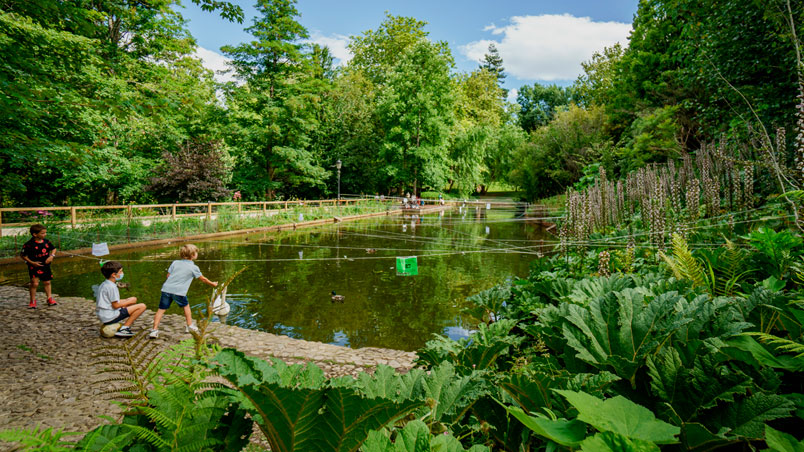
[[0, 209, 549, 351]]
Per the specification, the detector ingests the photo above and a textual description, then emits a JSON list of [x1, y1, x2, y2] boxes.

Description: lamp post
[[336, 159, 342, 201]]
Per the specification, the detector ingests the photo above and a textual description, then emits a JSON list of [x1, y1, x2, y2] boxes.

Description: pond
[[1, 207, 551, 351]]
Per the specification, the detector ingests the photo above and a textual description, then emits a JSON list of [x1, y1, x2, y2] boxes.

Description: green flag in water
[[396, 256, 418, 276]]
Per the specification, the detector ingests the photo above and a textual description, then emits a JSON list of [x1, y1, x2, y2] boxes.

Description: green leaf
[[725, 335, 802, 371], [73, 424, 137, 451], [580, 432, 660, 452], [678, 423, 737, 451], [708, 393, 794, 440], [504, 405, 586, 447], [213, 348, 425, 452], [418, 362, 487, 425], [764, 425, 804, 452], [554, 390, 680, 444]]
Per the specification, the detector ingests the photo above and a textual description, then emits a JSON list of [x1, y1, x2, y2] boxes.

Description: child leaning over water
[[149, 244, 217, 339], [96, 261, 147, 337]]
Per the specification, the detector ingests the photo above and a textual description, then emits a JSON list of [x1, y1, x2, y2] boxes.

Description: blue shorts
[[104, 307, 130, 325], [159, 292, 189, 310]]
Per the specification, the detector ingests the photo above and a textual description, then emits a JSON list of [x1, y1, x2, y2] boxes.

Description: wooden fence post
[[0, 210, 3, 238], [171, 204, 176, 220], [207, 202, 212, 221], [70, 207, 76, 229], [238, 202, 242, 214]]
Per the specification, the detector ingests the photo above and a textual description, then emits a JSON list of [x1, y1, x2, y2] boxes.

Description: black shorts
[[28, 264, 53, 282], [104, 308, 130, 325]]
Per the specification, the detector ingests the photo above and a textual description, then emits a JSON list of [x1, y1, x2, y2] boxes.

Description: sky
[[183, 0, 639, 99]]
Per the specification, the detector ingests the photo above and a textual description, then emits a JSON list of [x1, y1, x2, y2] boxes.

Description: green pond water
[[1, 208, 550, 351]]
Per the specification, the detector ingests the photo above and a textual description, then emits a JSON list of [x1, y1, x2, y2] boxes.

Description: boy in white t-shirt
[[96, 261, 147, 337], [149, 244, 217, 339]]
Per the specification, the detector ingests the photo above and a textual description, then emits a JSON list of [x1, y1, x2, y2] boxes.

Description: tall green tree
[[480, 43, 507, 96], [377, 40, 455, 195], [222, 0, 328, 199], [348, 13, 428, 85], [449, 69, 506, 195]]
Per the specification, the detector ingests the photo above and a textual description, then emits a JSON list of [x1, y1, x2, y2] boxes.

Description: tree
[[377, 40, 455, 195], [516, 83, 576, 133], [317, 71, 385, 194], [480, 43, 507, 95], [222, 0, 328, 199], [348, 13, 428, 85], [449, 69, 506, 195], [510, 105, 608, 200], [574, 43, 624, 108], [146, 138, 232, 202]]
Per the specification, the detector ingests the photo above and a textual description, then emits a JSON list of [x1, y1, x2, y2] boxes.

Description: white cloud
[[307, 32, 352, 66], [461, 14, 631, 82], [193, 46, 237, 84], [506, 88, 518, 103]]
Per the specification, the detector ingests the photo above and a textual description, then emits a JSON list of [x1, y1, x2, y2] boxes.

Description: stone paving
[[0, 285, 417, 444]]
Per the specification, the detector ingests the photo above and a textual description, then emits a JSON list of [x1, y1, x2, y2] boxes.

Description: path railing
[[0, 198, 381, 236]]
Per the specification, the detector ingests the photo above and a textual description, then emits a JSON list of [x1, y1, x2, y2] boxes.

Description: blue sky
[[182, 0, 638, 96]]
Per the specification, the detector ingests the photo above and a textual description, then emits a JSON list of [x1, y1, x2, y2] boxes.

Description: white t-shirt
[[161, 260, 202, 296], [96, 279, 120, 323]]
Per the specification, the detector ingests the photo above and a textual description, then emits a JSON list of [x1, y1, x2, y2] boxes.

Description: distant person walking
[[20, 224, 57, 309], [149, 244, 218, 339]]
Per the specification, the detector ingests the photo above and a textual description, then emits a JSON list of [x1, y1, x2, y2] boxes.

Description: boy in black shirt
[[20, 224, 58, 309]]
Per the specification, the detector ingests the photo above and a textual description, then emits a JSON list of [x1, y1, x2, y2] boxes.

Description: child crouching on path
[[96, 261, 146, 337], [149, 244, 217, 339]]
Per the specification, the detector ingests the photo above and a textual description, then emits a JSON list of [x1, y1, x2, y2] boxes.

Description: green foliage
[[510, 105, 609, 200], [516, 83, 576, 133], [377, 39, 455, 194], [616, 106, 683, 174], [659, 233, 709, 289], [764, 425, 804, 452], [0, 424, 78, 451], [505, 390, 679, 448], [746, 228, 803, 280], [416, 320, 523, 373], [211, 349, 423, 452], [363, 420, 489, 452]]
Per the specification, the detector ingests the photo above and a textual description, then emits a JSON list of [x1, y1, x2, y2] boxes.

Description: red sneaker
[[28, 300, 37, 309], [47, 297, 58, 306]]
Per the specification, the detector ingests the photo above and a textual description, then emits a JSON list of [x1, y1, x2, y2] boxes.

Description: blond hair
[[180, 244, 199, 259]]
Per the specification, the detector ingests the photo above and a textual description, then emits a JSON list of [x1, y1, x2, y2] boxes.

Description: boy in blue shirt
[[96, 261, 147, 337], [149, 244, 217, 339]]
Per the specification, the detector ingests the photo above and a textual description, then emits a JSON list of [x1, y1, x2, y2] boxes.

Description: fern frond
[[0, 424, 78, 450], [123, 424, 170, 448], [748, 332, 804, 358], [139, 406, 178, 430], [174, 438, 222, 452], [660, 234, 708, 289]]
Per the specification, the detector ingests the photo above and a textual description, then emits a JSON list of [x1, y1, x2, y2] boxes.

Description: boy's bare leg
[[152, 309, 166, 330], [43, 281, 52, 299], [182, 305, 194, 326], [123, 303, 147, 327], [29, 277, 39, 302]]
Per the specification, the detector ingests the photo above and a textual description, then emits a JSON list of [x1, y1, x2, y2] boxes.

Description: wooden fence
[[0, 197, 537, 236], [0, 198, 384, 236]]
